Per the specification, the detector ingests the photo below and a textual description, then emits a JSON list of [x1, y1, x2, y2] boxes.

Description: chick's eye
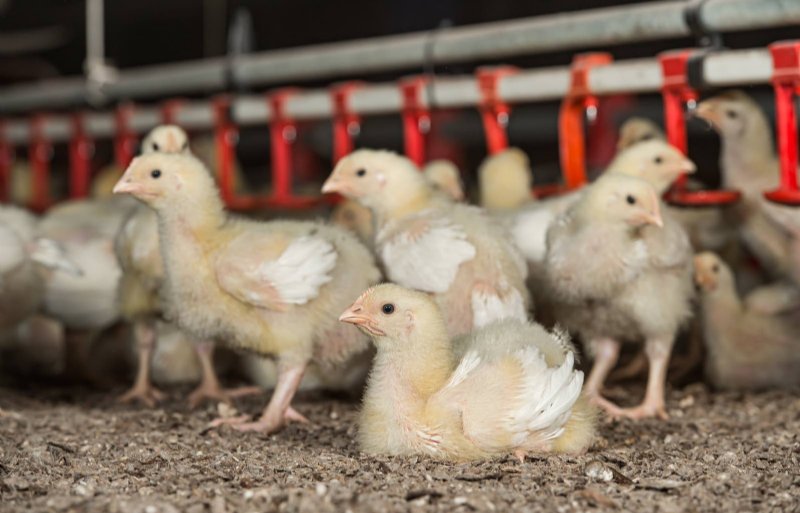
[[151, 169, 162, 179], [626, 194, 636, 205], [653, 155, 663, 164], [711, 264, 720, 273], [152, 142, 160, 151], [181, 141, 189, 150], [356, 169, 367, 177], [381, 303, 395, 315], [725, 110, 738, 120]]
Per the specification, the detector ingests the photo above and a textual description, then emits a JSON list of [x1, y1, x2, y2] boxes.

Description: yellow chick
[[115, 125, 260, 407], [323, 149, 529, 337], [423, 159, 465, 202], [341, 283, 593, 461], [617, 117, 665, 151], [545, 174, 694, 420], [113, 152, 380, 433], [331, 161, 464, 247], [694, 252, 800, 390], [478, 148, 534, 211]]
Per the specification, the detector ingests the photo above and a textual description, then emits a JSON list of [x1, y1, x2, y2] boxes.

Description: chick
[[694, 252, 800, 390], [341, 283, 593, 461], [423, 159, 465, 202], [323, 149, 529, 337], [0, 208, 80, 332], [545, 174, 694, 419], [508, 140, 694, 267], [694, 90, 791, 277], [478, 148, 534, 211], [113, 152, 380, 433], [115, 125, 258, 407], [331, 161, 464, 247], [617, 117, 665, 152]]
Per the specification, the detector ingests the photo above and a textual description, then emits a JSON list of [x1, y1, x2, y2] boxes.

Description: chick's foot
[[187, 382, 261, 409], [117, 382, 166, 407], [209, 406, 309, 434]]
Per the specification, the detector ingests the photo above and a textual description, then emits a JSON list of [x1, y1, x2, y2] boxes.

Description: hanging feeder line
[[400, 76, 431, 167], [558, 52, 613, 193], [659, 48, 741, 207], [114, 103, 138, 169], [28, 114, 52, 212], [331, 81, 364, 163], [764, 41, 800, 206], [0, 45, 794, 209], [0, 122, 12, 202], [68, 112, 93, 199]]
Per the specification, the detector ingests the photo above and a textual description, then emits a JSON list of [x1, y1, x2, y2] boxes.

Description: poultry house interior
[[0, 1, 799, 512]]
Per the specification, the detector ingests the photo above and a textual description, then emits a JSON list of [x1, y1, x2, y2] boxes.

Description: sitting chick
[[341, 284, 593, 461], [113, 152, 381, 433], [694, 252, 800, 390]]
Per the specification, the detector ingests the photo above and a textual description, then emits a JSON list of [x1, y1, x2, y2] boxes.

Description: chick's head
[[339, 284, 439, 344], [617, 117, 664, 151], [113, 153, 214, 208], [424, 159, 464, 201], [322, 149, 428, 211], [141, 125, 190, 155], [694, 90, 757, 139], [693, 251, 733, 293], [585, 174, 664, 228], [609, 140, 695, 194]]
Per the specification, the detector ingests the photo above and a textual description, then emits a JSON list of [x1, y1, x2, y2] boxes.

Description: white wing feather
[[508, 350, 583, 445], [257, 236, 338, 305], [380, 219, 476, 293]]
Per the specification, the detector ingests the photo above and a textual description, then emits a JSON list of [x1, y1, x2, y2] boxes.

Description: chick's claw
[[117, 383, 166, 408], [208, 407, 309, 434], [187, 384, 262, 409]]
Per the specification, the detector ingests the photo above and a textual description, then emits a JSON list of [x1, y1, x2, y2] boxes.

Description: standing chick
[[113, 152, 380, 433], [341, 284, 593, 461], [694, 252, 800, 390], [506, 140, 694, 276], [478, 148, 534, 211], [545, 174, 694, 419], [115, 125, 257, 406], [323, 149, 529, 337], [694, 91, 791, 277]]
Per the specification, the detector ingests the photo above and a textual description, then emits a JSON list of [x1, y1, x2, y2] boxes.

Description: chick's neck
[[376, 317, 454, 401], [720, 113, 777, 185], [155, 188, 227, 241], [372, 180, 434, 226]]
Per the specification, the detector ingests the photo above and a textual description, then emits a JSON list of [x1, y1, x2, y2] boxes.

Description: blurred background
[[0, 0, 796, 202]]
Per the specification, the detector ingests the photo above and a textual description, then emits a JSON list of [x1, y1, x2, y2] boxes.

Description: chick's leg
[[584, 338, 630, 416], [616, 335, 673, 420], [186, 341, 261, 408], [210, 361, 309, 433], [584, 338, 620, 397], [118, 320, 165, 407]]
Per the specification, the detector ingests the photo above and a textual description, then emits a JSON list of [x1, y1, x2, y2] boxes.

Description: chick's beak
[[321, 175, 343, 195], [693, 102, 717, 125], [682, 158, 697, 174], [339, 300, 385, 336], [643, 192, 663, 227], [112, 173, 141, 195]]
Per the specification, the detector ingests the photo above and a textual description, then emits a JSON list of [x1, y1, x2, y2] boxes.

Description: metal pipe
[[0, 47, 776, 145], [0, 0, 797, 113]]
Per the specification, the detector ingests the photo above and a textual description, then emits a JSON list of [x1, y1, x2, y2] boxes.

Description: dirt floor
[[1, 383, 798, 513]]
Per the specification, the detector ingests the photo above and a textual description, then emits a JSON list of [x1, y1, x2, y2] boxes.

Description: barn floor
[[0, 383, 798, 513]]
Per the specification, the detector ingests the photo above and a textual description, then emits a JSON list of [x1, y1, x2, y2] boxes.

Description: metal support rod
[[0, 0, 797, 113], [0, 47, 779, 145]]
